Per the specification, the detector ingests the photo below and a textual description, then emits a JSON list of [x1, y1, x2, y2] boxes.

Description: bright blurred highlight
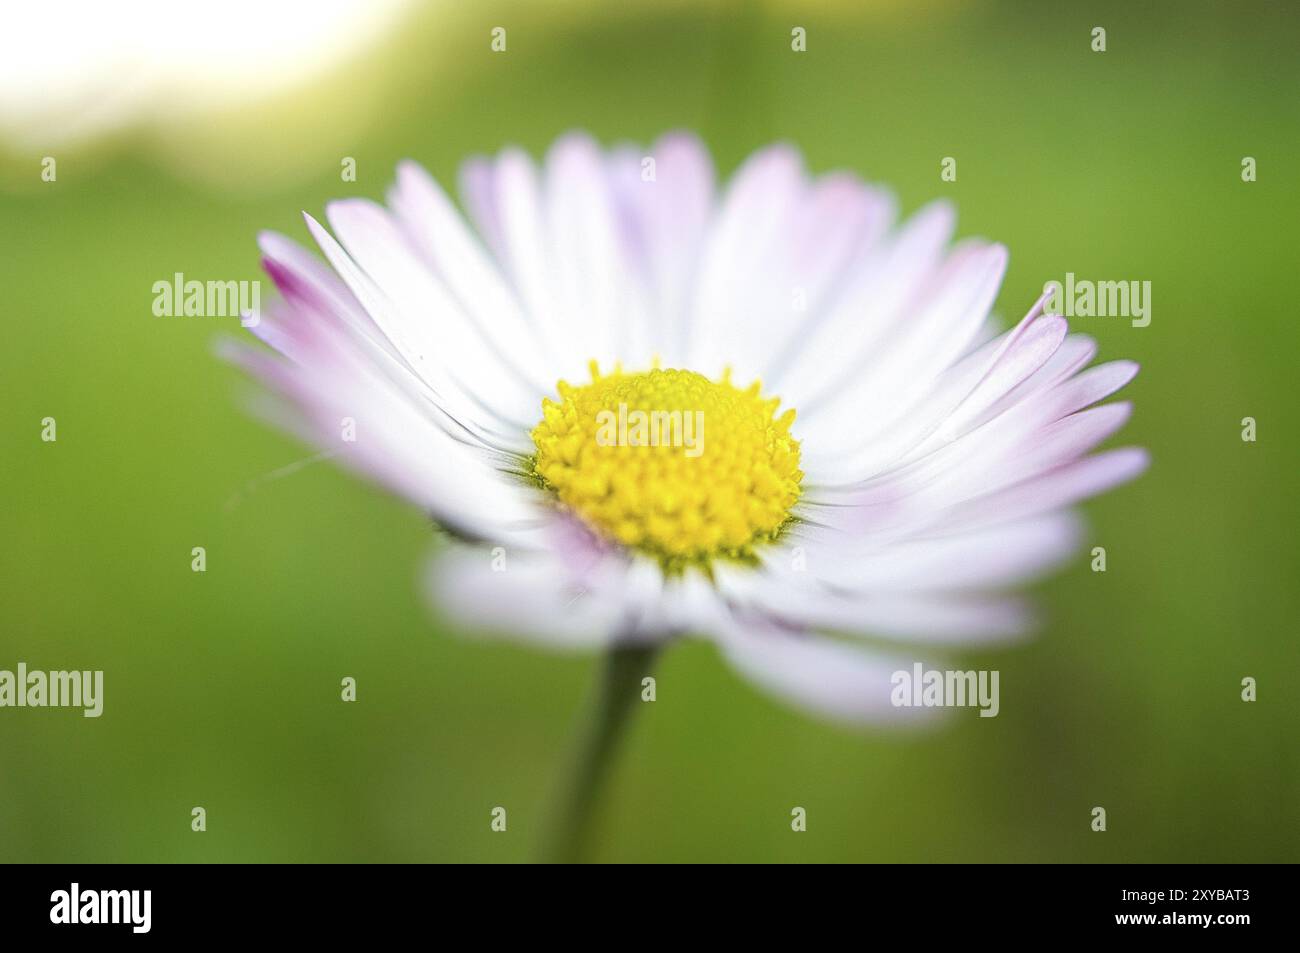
[[0, 0, 412, 148]]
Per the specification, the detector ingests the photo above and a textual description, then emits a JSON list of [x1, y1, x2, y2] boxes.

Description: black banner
[[1, 864, 1282, 939]]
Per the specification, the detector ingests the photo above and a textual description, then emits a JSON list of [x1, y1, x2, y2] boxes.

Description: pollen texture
[[529, 363, 802, 567]]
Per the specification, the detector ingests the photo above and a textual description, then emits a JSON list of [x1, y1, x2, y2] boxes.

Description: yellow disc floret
[[529, 362, 802, 568]]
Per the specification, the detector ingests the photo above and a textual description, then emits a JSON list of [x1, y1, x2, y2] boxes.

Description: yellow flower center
[[529, 362, 802, 569]]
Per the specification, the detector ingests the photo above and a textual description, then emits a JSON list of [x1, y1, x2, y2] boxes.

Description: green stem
[[539, 642, 659, 863]]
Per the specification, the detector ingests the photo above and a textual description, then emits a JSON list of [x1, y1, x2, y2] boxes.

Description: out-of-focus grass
[[1, 0, 1296, 862]]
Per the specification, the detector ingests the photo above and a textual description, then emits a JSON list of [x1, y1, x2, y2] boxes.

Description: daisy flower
[[225, 131, 1147, 727]]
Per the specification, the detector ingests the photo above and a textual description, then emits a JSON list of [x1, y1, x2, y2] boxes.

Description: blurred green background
[[2, 0, 1297, 863]]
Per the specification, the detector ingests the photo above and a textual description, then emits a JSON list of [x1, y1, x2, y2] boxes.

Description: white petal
[[426, 542, 648, 649], [221, 339, 544, 543], [543, 132, 644, 366], [790, 513, 1084, 593], [686, 143, 806, 375], [302, 211, 528, 452], [324, 198, 541, 432], [802, 311, 1066, 488], [707, 610, 942, 726], [774, 200, 956, 408], [389, 159, 556, 392], [794, 242, 1008, 480], [713, 561, 1034, 645], [607, 131, 716, 364], [486, 148, 586, 379], [941, 447, 1151, 533]]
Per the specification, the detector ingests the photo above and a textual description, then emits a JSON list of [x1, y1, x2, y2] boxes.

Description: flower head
[[225, 131, 1147, 725], [530, 363, 802, 568]]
